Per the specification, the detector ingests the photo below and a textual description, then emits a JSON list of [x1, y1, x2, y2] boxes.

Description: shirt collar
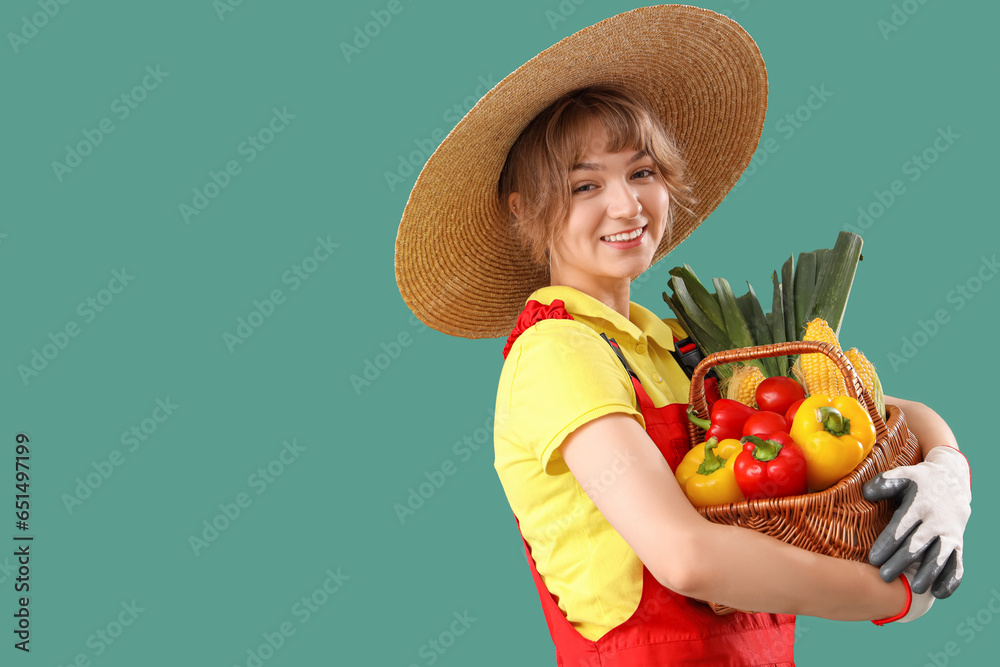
[[527, 285, 676, 352]]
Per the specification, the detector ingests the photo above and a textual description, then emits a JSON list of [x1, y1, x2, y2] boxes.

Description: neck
[[548, 269, 633, 319]]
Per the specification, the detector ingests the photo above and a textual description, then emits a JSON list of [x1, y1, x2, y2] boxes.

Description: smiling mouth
[[600, 225, 646, 242]]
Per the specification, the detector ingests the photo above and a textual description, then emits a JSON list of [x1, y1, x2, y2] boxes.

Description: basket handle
[[687, 341, 888, 445]]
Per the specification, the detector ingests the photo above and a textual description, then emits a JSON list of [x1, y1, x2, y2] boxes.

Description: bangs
[[545, 97, 657, 175]]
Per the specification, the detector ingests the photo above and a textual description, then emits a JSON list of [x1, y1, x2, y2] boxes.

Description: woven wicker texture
[[686, 342, 921, 615], [394, 5, 768, 339]]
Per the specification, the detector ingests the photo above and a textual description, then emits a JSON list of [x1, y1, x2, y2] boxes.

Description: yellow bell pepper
[[789, 394, 877, 491], [675, 437, 745, 507]]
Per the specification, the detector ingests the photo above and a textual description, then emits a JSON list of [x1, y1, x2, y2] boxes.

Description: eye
[[632, 167, 657, 179], [572, 183, 596, 194]]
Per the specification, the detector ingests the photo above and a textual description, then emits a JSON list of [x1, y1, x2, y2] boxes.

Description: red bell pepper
[[733, 432, 808, 500], [687, 399, 757, 442], [742, 411, 791, 438]]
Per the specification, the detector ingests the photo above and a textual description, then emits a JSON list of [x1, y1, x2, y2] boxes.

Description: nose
[[606, 180, 642, 221]]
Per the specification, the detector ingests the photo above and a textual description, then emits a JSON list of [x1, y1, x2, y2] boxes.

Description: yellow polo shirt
[[493, 285, 692, 642]]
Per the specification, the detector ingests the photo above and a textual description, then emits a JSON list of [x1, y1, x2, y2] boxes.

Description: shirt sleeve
[[498, 319, 644, 476]]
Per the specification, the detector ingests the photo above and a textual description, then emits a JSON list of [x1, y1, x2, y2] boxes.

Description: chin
[[609, 263, 653, 281]]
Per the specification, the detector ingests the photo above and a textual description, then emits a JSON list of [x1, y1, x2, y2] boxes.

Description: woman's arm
[[882, 394, 959, 457], [560, 412, 908, 620]]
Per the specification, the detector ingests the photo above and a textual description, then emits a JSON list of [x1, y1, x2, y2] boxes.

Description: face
[[546, 123, 670, 295]]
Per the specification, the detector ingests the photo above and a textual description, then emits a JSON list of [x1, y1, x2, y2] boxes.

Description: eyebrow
[[571, 149, 649, 172]]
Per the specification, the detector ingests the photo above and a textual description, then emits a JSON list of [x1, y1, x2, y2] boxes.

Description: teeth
[[602, 227, 644, 242]]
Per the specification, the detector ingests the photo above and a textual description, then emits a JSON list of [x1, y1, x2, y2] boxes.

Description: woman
[[394, 6, 971, 665]]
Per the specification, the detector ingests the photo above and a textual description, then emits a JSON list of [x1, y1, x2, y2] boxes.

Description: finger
[[932, 551, 962, 599], [869, 484, 921, 566], [910, 538, 944, 595], [863, 473, 911, 502], [878, 524, 929, 582]]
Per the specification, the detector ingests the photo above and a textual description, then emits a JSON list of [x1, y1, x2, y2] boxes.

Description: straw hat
[[394, 4, 768, 339]]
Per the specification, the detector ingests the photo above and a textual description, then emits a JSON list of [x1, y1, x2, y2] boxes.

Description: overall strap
[[671, 335, 707, 380], [603, 330, 710, 382], [600, 333, 638, 381], [604, 331, 721, 412]]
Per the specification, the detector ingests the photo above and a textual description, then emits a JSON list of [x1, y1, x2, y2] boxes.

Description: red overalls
[[503, 300, 796, 666]]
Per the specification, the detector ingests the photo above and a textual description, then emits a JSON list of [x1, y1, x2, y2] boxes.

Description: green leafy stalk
[[794, 251, 817, 331], [745, 281, 779, 378], [770, 272, 789, 377], [808, 247, 832, 318], [714, 277, 767, 376], [662, 293, 734, 381], [669, 265, 725, 332], [671, 277, 730, 346], [735, 292, 757, 338], [714, 277, 755, 349], [806, 232, 863, 337], [781, 254, 796, 343]]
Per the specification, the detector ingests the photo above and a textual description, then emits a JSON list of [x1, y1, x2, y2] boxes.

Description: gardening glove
[[863, 446, 971, 599], [872, 563, 935, 626]]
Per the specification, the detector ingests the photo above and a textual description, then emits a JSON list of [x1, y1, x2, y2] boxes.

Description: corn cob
[[723, 364, 766, 408], [846, 347, 886, 421], [799, 318, 848, 397]]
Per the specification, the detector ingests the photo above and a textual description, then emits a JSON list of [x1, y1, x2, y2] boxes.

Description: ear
[[508, 193, 521, 215]]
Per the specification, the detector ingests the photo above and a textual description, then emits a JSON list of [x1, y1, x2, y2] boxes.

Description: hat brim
[[395, 4, 768, 339]]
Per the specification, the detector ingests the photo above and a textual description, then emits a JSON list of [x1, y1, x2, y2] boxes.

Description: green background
[[2, 0, 996, 665]]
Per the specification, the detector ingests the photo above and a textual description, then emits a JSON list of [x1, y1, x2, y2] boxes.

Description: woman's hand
[[560, 412, 909, 621], [864, 396, 971, 599]]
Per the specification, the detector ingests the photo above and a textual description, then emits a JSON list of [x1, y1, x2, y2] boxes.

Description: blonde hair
[[497, 85, 695, 267]]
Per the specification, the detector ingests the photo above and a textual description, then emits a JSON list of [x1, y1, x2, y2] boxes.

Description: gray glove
[[863, 446, 971, 599]]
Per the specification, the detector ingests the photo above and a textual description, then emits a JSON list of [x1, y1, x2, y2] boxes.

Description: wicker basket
[[686, 341, 921, 615]]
